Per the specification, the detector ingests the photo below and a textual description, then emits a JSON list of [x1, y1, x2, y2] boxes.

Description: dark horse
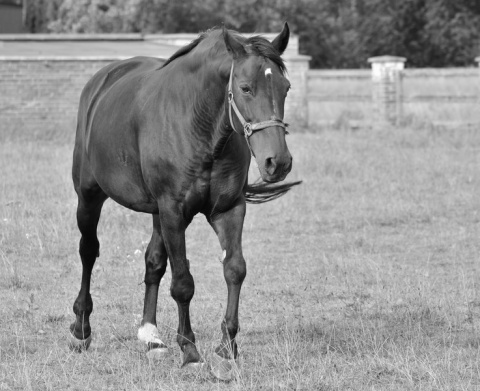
[[70, 23, 299, 379]]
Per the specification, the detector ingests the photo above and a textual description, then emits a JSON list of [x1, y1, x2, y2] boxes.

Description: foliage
[[24, 0, 480, 68]]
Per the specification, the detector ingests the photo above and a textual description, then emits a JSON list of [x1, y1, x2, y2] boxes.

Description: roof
[[0, 34, 180, 60], [0, 32, 301, 60]]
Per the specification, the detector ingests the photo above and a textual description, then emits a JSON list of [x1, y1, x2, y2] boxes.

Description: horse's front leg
[[157, 200, 202, 368], [209, 200, 247, 380], [137, 214, 169, 359]]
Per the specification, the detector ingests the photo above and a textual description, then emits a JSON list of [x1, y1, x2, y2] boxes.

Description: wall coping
[[307, 69, 370, 79], [404, 67, 479, 77], [0, 54, 303, 62], [0, 32, 302, 56], [0, 33, 302, 60], [368, 55, 407, 63], [284, 54, 311, 62], [0, 33, 144, 41], [0, 55, 160, 61], [145, 32, 299, 46]]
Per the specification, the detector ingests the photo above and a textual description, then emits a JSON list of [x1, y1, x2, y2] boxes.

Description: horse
[[70, 22, 300, 380]]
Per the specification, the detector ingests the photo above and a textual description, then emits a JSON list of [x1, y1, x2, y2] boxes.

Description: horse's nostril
[[265, 157, 276, 175], [284, 157, 292, 173]]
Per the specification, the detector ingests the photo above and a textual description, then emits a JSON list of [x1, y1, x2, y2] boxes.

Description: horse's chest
[[182, 174, 210, 216], [208, 165, 248, 214]]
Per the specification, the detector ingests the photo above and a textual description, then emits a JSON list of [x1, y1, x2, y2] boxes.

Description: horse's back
[[73, 56, 162, 210], [75, 56, 162, 150]]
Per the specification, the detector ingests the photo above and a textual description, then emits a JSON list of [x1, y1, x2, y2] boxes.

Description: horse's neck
[[184, 54, 238, 160]]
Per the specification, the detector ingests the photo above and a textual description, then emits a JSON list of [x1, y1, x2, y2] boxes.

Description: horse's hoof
[[210, 354, 236, 381], [138, 323, 168, 361], [145, 343, 168, 361], [182, 361, 205, 374], [68, 333, 92, 352]]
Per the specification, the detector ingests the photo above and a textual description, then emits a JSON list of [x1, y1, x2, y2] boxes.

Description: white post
[[368, 55, 406, 126], [284, 54, 311, 127]]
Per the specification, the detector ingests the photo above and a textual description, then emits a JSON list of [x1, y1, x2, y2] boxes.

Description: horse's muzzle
[[262, 154, 292, 183]]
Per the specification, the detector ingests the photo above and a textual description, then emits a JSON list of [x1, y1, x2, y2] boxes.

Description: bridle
[[227, 62, 288, 155]]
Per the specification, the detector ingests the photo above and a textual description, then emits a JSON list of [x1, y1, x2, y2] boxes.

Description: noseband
[[227, 62, 288, 155]]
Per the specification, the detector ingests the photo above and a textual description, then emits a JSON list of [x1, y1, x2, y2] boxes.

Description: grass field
[[1, 126, 480, 390]]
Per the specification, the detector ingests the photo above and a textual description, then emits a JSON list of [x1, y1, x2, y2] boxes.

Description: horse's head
[[224, 23, 293, 183]]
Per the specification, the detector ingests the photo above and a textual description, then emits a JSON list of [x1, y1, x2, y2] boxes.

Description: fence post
[[284, 54, 311, 128], [367, 55, 406, 126]]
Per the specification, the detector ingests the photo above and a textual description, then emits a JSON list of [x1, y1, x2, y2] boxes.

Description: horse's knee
[[144, 246, 167, 285], [224, 255, 246, 285], [170, 269, 195, 304]]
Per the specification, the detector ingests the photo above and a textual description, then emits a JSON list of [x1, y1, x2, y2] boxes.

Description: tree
[[23, 0, 480, 68]]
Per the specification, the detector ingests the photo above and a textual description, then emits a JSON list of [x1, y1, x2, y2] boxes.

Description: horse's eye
[[241, 86, 252, 94]]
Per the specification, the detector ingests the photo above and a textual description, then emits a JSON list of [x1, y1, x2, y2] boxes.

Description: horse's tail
[[244, 180, 302, 204]]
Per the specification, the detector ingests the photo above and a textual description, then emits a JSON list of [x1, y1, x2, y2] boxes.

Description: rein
[[227, 62, 288, 155]]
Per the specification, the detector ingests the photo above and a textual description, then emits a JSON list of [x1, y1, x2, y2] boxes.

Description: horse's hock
[[0, 33, 311, 138]]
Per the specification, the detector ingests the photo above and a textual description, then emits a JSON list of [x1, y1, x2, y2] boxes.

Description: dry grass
[[1, 126, 480, 390]]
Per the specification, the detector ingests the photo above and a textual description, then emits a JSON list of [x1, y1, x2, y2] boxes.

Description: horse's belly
[[89, 144, 158, 213], [99, 175, 157, 213], [107, 183, 158, 213]]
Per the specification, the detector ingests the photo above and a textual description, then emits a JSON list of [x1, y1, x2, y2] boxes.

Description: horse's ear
[[223, 26, 246, 58], [271, 22, 290, 55]]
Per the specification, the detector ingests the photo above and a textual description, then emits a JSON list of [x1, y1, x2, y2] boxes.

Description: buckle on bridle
[[228, 91, 233, 103], [244, 122, 253, 137]]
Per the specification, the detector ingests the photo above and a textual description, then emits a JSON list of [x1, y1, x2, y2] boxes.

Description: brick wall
[[307, 69, 372, 128], [0, 58, 125, 140], [307, 66, 480, 129], [0, 54, 310, 140]]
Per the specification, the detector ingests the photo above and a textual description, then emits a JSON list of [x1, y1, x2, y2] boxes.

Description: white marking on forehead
[[265, 68, 272, 77]]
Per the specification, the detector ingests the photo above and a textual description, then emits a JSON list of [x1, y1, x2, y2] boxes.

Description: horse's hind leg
[[137, 214, 169, 359], [69, 184, 107, 351]]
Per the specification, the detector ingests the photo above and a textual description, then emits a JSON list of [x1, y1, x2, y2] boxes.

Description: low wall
[[0, 57, 127, 139], [307, 66, 480, 129], [284, 54, 311, 128], [402, 68, 480, 127], [307, 69, 371, 127], [0, 34, 311, 140]]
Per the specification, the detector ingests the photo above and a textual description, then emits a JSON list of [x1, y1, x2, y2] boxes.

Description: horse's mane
[[161, 28, 286, 74], [161, 33, 208, 68]]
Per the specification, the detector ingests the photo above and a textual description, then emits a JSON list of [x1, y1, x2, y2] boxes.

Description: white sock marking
[[138, 323, 165, 345]]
